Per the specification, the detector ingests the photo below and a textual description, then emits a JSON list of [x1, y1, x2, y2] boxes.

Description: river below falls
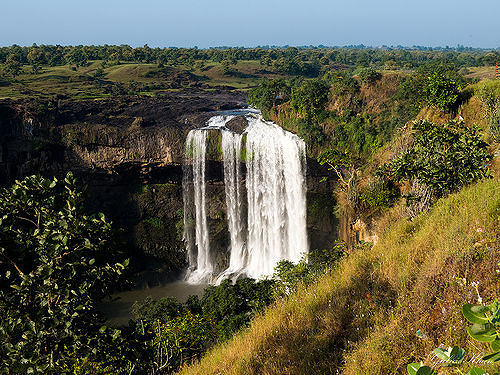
[[98, 281, 208, 326]]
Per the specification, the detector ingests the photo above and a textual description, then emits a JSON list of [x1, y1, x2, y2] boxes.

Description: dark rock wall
[[0, 93, 338, 282]]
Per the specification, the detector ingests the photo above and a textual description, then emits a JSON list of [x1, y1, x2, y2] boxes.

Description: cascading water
[[183, 129, 212, 283], [244, 116, 308, 279], [217, 129, 247, 281], [183, 112, 308, 283]]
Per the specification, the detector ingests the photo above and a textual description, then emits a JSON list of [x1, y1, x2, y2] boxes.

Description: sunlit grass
[[180, 178, 500, 374]]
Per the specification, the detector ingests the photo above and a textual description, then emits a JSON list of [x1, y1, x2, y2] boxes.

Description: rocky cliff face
[[0, 91, 338, 284]]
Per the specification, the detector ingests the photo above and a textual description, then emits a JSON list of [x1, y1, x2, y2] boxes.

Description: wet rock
[[225, 116, 248, 134]]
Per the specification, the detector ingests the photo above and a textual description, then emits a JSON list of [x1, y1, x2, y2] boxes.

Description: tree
[[248, 79, 291, 111], [318, 148, 358, 209], [380, 120, 491, 198], [4, 54, 21, 77], [220, 59, 234, 75], [290, 79, 330, 118], [27, 47, 44, 74], [65, 47, 87, 68], [357, 67, 381, 84], [0, 173, 130, 373], [425, 72, 462, 113]]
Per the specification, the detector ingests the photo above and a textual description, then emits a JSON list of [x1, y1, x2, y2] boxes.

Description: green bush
[[248, 78, 291, 111], [356, 67, 381, 84], [132, 296, 183, 322], [0, 173, 130, 373], [425, 72, 463, 112], [138, 313, 215, 373], [360, 179, 398, 209], [380, 120, 491, 198], [290, 79, 330, 117]]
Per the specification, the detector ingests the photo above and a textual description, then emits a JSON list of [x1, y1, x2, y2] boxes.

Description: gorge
[[0, 92, 337, 286]]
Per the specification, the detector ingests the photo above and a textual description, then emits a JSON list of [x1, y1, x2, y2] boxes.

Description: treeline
[[1, 44, 498, 76]]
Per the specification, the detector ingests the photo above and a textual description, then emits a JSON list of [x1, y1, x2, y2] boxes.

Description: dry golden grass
[[181, 178, 500, 374], [465, 66, 497, 81]]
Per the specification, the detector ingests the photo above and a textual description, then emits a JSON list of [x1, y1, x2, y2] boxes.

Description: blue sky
[[1, 0, 497, 48]]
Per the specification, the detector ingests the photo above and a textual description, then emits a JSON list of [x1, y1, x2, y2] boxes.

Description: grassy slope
[[180, 177, 500, 374]]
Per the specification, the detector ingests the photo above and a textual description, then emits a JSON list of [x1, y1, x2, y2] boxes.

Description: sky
[[1, 0, 498, 48]]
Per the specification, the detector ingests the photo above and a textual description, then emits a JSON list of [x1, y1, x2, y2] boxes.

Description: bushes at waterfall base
[[128, 244, 346, 373], [180, 177, 500, 375]]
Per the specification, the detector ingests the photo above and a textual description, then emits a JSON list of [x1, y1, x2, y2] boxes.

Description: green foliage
[[394, 61, 466, 116], [380, 120, 491, 198], [138, 313, 215, 373], [393, 73, 427, 117], [407, 363, 436, 375], [0, 173, 130, 373], [356, 67, 382, 84], [425, 72, 462, 112], [273, 241, 346, 297], [132, 296, 183, 322], [4, 54, 21, 77], [488, 110, 500, 142], [359, 179, 398, 209], [201, 278, 275, 341], [27, 47, 44, 74], [318, 148, 358, 208], [463, 300, 500, 362], [476, 80, 500, 142], [296, 118, 326, 146], [92, 67, 106, 80], [290, 79, 330, 117], [432, 345, 466, 366], [248, 79, 291, 111], [142, 217, 164, 229], [324, 70, 359, 96]]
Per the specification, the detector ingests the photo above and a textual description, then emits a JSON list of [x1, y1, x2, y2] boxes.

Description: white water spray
[[183, 129, 212, 283], [183, 112, 308, 283], [244, 116, 308, 279]]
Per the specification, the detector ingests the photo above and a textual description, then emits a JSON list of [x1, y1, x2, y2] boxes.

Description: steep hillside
[[180, 177, 500, 374]]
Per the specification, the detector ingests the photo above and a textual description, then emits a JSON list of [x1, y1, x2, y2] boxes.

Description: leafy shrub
[[380, 120, 491, 198], [132, 296, 183, 322], [290, 79, 330, 117], [139, 312, 215, 373], [476, 80, 500, 142], [201, 278, 275, 341], [488, 110, 500, 142], [296, 118, 326, 146], [0, 173, 130, 373], [360, 179, 398, 209], [248, 78, 291, 111], [357, 67, 382, 84], [425, 72, 463, 112], [273, 241, 347, 297], [325, 71, 360, 96]]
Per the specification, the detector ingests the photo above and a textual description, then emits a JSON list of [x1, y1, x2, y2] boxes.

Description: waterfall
[[217, 129, 246, 281], [183, 112, 308, 283], [244, 116, 308, 279], [183, 129, 212, 283]]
